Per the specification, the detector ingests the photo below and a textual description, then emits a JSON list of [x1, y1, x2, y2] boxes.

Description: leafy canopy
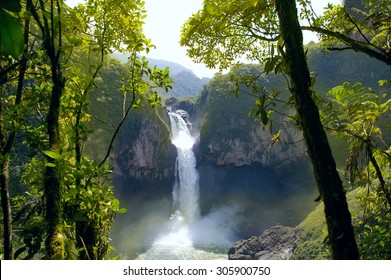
[[180, 0, 279, 71], [301, 0, 391, 65]]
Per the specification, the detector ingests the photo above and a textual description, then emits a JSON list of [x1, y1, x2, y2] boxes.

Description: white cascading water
[[137, 111, 226, 259], [169, 111, 200, 223]]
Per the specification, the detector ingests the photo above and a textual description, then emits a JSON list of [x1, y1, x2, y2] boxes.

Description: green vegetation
[[181, 0, 389, 259], [1, 0, 390, 260], [0, 0, 171, 260]]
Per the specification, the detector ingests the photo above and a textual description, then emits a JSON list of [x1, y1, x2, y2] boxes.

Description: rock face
[[115, 119, 175, 181], [112, 110, 176, 188], [202, 119, 304, 168], [195, 75, 307, 169], [228, 226, 299, 260]]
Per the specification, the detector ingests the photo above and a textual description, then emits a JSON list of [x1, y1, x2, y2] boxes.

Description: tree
[[274, 0, 359, 259], [1, 0, 171, 259], [300, 0, 391, 66], [321, 82, 391, 212], [0, 0, 31, 260], [181, 0, 360, 259], [24, 0, 67, 259], [63, 0, 160, 259]]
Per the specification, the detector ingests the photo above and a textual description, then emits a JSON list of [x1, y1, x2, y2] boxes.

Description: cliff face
[[194, 68, 307, 169], [200, 117, 304, 168], [113, 109, 176, 188], [86, 59, 178, 190], [114, 117, 175, 182]]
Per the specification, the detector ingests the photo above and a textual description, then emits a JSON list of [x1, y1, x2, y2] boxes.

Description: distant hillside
[[109, 53, 209, 98]]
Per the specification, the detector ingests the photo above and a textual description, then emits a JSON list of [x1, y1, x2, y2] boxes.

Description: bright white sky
[[66, 0, 342, 78]]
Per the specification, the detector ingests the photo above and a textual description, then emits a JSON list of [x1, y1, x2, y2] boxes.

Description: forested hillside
[[1, 0, 390, 261], [86, 41, 389, 259], [110, 53, 210, 98]]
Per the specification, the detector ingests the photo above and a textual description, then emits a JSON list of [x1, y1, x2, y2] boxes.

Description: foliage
[[300, 0, 391, 65], [180, 0, 279, 71], [290, 200, 330, 260], [321, 82, 390, 149], [321, 82, 391, 208], [316, 81, 391, 259], [0, 0, 171, 260], [355, 179, 391, 259], [0, 0, 24, 58], [293, 181, 391, 260]]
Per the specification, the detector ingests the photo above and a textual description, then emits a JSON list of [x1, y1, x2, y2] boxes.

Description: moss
[[50, 227, 65, 260], [291, 188, 366, 260], [291, 201, 330, 259]]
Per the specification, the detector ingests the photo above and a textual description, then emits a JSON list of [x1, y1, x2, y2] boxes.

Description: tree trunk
[[275, 0, 360, 259], [0, 10, 30, 258], [0, 159, 13, 259], [40, 0, 65, 259], [44, 65, 65, 259]]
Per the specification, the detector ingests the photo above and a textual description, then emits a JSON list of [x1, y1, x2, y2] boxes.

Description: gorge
[[88, 46, 389, 260]]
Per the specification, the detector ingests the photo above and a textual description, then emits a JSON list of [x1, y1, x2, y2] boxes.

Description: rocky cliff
[[228, 226, 299, 260], [194, 66, 307, 169], [113, 111, 176, 183]]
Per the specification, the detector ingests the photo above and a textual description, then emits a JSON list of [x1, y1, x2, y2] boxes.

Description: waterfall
[[136, 111, 226, 260], [168, 112, 200, 223]]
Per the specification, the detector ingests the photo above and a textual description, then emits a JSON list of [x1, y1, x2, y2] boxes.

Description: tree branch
[[301, 26, 391, 66]]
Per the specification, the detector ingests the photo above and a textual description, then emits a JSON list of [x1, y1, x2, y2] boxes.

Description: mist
[[110, 157, 317, 259]]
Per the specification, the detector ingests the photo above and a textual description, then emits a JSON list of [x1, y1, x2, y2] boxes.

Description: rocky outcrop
[[193, 66, 307, 169], [204, 121, 304, 168], [228, 226, 299, 260], [113, 110, 176, 185]]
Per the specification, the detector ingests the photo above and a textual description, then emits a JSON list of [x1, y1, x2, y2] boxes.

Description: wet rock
[[228, 225, 299, 260], [175, 109, 192, 130]]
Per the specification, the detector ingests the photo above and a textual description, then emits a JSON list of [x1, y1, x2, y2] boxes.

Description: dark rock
[[228, 225, 299, 260]]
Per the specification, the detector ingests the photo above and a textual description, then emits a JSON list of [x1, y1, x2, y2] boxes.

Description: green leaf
[[112, 198, 120, 210], [69, 188, 78, 196], [45, 162, 56, 168], [260, 108, 268, 125], [271, 129, 282, 146], [104, 162, 110, 171], [117, 208, 127, 214], [378, 80, 389, 87], [74, 212, 88, 222], [0, 8, 24, 58], [43, 150, 61, 160]]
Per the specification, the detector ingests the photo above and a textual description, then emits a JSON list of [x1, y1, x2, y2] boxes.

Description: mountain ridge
[[109, 53, 210, 98]]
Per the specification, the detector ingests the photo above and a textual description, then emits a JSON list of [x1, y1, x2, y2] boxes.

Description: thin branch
[[98, 89, 136, 168], [366, 143, 391, 212]]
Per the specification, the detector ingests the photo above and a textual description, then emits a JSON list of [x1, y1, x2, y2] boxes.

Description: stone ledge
[[228, 225, 299, 260]]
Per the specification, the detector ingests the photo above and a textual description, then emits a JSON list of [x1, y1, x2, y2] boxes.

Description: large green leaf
[[0, 8, 24, 58]]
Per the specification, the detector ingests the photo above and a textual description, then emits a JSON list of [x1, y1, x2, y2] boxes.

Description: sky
[[66, 0, 342, 78]]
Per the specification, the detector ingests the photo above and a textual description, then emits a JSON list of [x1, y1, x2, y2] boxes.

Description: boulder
[[228, 225, 299, 260]]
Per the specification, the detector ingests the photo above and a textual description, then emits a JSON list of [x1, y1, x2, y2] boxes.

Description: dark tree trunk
[[44, 64, 65, 259], [76, 221, 96, 260], [31, 0, 66, 259], [0, 159, 12, 259], [275, 0, 360, 259], [367, 144, 391, 212], [0, 10, 31, 258]]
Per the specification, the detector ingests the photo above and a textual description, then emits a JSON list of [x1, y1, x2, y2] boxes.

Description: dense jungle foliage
[[1, 0, 390, 260]]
